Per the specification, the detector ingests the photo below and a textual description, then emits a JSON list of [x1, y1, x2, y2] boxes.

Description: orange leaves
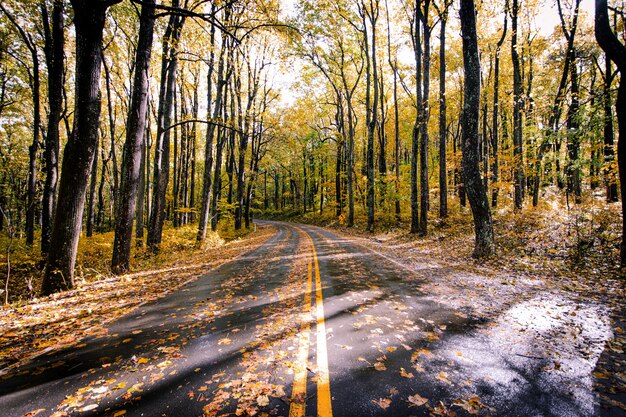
[[435, 371, 452, 385], [374, 361, 387, 371], [372, 397, 392, 409], [407, 393, 429, 407]]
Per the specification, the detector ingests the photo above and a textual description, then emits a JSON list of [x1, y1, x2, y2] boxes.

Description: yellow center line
[[289, 227, 333, 417], [311, 239, 333, 417], [289, 245, 313, 417]]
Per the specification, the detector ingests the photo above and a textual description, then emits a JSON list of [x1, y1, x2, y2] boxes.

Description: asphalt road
[[0, 221, 609, 417]]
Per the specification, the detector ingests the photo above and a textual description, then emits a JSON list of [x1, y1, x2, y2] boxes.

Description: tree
[[595, 0, 626, 267], [42, 0, 122, 295], [511, 0, 524, 210], [0, 4, 41, 246], [460, 0, 495, 257], [147, 0, 185, 251], [410, 0, 423, 234], [491, 2, 507, 208], [111, 0, 156, 273], [436, 0, 452, 218]]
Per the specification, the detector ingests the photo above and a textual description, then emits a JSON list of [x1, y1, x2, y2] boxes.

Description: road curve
[[0, 221, 605, 417]]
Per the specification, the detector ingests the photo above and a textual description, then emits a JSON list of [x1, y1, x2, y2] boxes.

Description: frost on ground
[[433, 293, 612, 416], [345, 230, 618, 416]]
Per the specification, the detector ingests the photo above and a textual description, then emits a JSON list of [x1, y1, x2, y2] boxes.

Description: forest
[[1, 0, 626, 415], [0, 0, 624, 296]]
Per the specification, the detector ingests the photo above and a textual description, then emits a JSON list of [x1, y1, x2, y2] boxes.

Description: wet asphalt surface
[[0, 221, 611, 416]]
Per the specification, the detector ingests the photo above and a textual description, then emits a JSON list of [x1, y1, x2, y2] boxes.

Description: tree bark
[[41, 1, 64, 255], [111, 0, 155, 273], [604, 55, 619, 202], [418, 0, 431, 236], [410, 2, 423, 234], [86, 135, 99, 237], [42, 0, 120, 295], [492, 6, 507, 208], [1, 4, 41, 246], [147, 2, 184, 250], [438, 5, 449, 218], [595, 0, 626, 267], [511, 0, 524, 210], [460, 0, 495, 257]]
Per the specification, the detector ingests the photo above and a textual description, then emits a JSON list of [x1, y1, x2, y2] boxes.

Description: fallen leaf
[[408, 394, 428, 407], [436, 371, 452, 384], [372, 398, 392, 409], [257, 394, 270, 406], [81, 404, 98, 412], [374, 362, 387, 371]]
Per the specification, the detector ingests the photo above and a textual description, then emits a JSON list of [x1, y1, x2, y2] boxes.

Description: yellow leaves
[[156, 360, 172, 370], [374, 361, 387, 371], [113, 411, 127, 417], [21, 409, 46, 417], [80, 404, 98, 412], [372, 398, 392, 409], [424, 332, 440, 342], [407, 393, 429, 407], [400, 367, 414, 378], [218, 338, 232, 345], [452, 397, 487, 415], [122, 338, 132, 344], [256, 394, 270, 406], [412, 363, 425, 373], [593, 370, 610, 379], [112, 382, 127, 390], [411, 349, 433, 362], [436, 371, 452, 385], [127, 383, 143, 394], [137, 357, 149, 364], [386, 346, 397, 353]]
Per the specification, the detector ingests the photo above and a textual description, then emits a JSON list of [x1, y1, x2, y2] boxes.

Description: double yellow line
[[289, 230, 333, 417]]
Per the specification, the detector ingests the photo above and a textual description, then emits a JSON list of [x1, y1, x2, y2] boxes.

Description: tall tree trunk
[[512, 0, 524, 210], [25, 52, 40, 246], [566, 54, 582, 203], [103, 56, 119, 213], [1, 4, 42, 246], [96, 148, 109, 227], [460, 0, 495, 257], [135, 129, 147, 247], [438, 6, 448, 218], [410, 2, 423, 234], [385, 0, 401, 223], [111, 0, 155, 273], [604, 56, 619, 202], [41, 0, 64, 255], [419, 0, 431, 236], [147, 4, 183, 250], [492, 6, 507, 208], [42, 0, 120, 295], [86, 135, 99, 237], [595, 0, 626, 267], [362, 2, 378, 232]]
